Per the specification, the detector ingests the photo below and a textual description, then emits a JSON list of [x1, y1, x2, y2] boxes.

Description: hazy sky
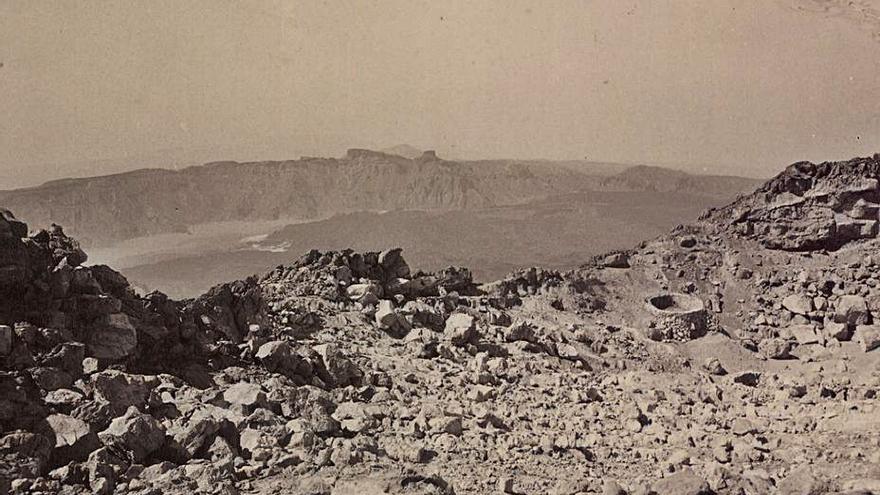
[[2, 0, 880, 188]]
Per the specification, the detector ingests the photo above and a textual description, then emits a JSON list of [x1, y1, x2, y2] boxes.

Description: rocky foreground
[[2, 156, 880, 494]]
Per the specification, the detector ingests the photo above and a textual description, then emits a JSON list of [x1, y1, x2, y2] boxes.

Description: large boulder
[[0, 431, 51, 483], [98, 406, 165, 462], [87, 313, 138, 360], [782, 294, 813, 316], [313, 343, 363, 388], [41, 414, 100, 467], [162, 404, 238, 463], [375, 300, 411, 338], [379, 248, 411, 280], [255, 340, 294, 373], [90, 370, 154, 415], [223, 382, 268, 414], [444, 313, 479, 347], [834, 295, 871, 326]]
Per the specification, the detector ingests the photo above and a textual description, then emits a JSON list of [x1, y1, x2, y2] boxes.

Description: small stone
[[733, 371, 760, 387], [702, 357, 726, 375]]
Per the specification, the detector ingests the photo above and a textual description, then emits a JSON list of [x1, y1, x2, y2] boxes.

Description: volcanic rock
[[98, 406, 166, 462]]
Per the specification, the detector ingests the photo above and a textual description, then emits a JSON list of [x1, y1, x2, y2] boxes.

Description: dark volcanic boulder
[[185, 277, 266, 344]]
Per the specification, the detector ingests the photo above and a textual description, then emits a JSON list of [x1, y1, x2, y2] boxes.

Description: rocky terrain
[[2, 155, 880, 495]]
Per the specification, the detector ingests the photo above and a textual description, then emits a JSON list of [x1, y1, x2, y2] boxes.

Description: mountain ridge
[[0, 150, 760, 247]]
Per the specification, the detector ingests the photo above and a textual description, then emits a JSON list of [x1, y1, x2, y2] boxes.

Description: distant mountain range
[[0, 148, 760, 248]]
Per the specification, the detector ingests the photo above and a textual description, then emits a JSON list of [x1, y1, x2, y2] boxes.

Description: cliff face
[[0, 150, 763, 248], [0, 151, 596, 246]]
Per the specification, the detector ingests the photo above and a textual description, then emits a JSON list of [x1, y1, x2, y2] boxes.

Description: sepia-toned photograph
[[2, 1, 880, 493]]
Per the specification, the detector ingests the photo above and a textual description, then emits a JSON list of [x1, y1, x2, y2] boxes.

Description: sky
[[1, 0, 880, 188]]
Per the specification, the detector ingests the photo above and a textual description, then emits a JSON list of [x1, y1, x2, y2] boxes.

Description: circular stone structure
[[645, 293, 709, 341]]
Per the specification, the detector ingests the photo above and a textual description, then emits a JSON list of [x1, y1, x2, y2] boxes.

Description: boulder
[[650, 468, 711, 495], [824, 321, 853, 341], [602, 252, 630, 269], [0, 431, 52, 481], [223, 382, 268, 413], [834, 295, 871, 325], [504, 320, 537, 343], [239, 427, 276, 458], [378, 248, 410, 279], [90, 370, 153, 415], [375, 300, 411, 338], [787, 325, 820, 345], [41, 342, 86, 378], [255, 340, 294, 373], [42, 414, 100, 466], [733, 371, 761, 387], [782, 294, 813, 316], [855, 325, 880, 352], [87, 313, 137, 360], [0, 209, 28, 239], [98, 406, 165, 462], [31, 366, 73, 391], [758, 338, 792, 359], [313, 343, 362, 388], [444, 313, 479, 346], [702, 357, 727, 375], [346, 283, 382, 305], [777, 466, 827, 495], [85, 446, 128, 495], [163, 404, 237, 463]]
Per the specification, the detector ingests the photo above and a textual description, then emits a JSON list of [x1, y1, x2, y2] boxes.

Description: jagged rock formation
[[2, 155, 880, 494], [704, 154, 880, 251]]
